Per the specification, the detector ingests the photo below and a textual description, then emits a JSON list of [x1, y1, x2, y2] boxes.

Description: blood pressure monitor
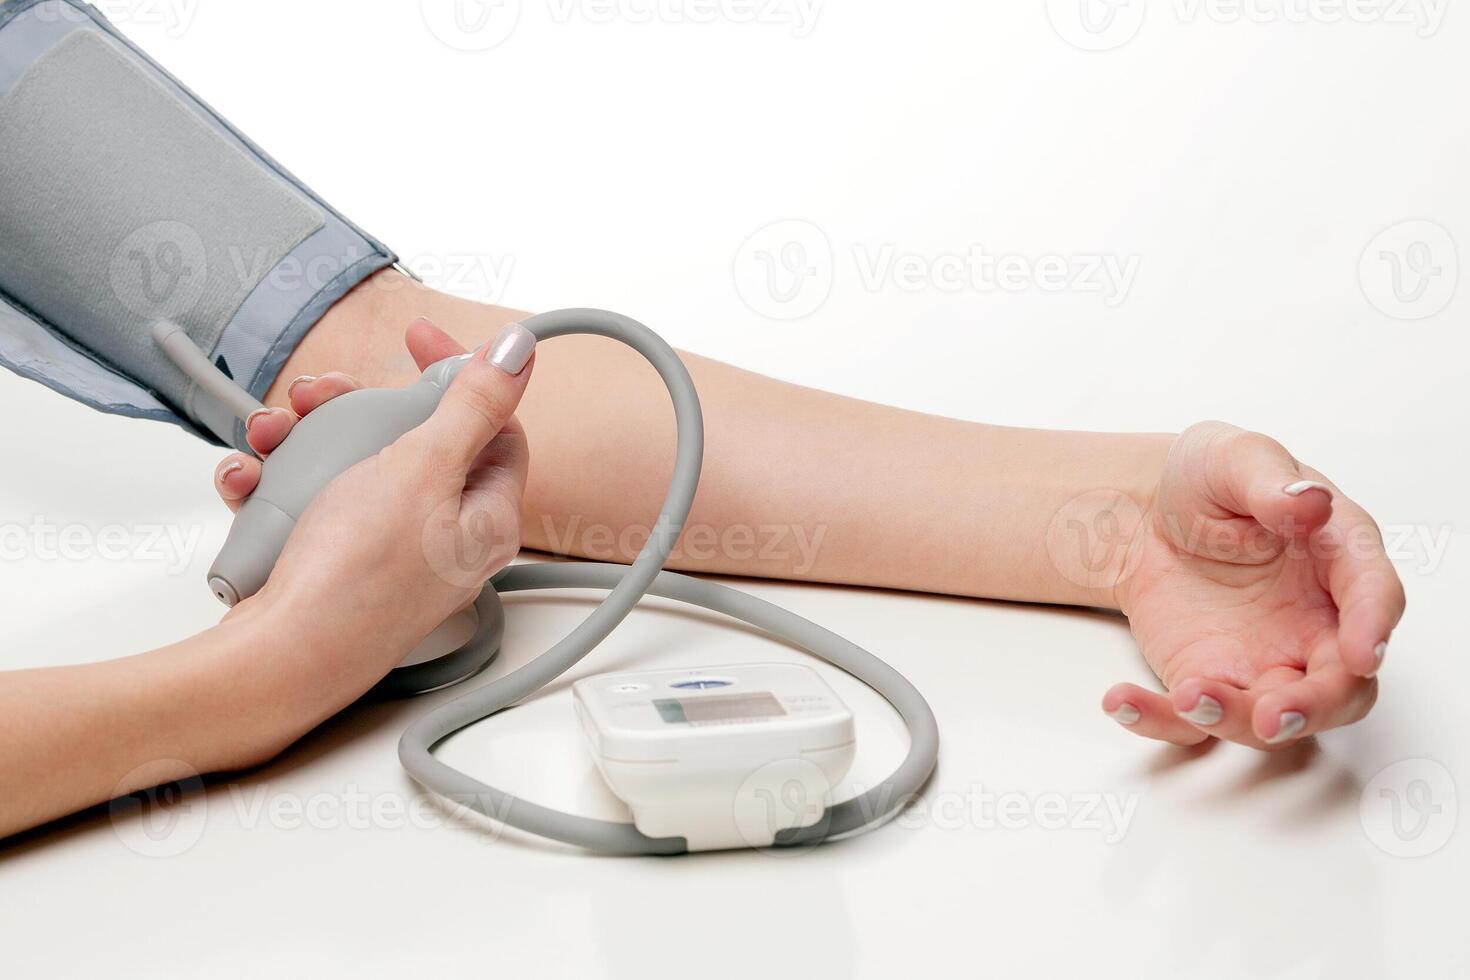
[[573, 664, 857, 851]]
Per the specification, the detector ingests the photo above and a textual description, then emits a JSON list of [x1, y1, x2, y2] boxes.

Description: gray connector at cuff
[[0, 0, 397, 448], [152, 321, 265, 426]]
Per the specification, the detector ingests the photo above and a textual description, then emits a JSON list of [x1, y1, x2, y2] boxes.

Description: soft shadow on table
[[0, 694, 417, 863], [1218, 740, 1366, 832], [1059, 590, 1371, 826], [1, 586, 897, 862], [1143, 731, 1363, 822], [2, 578, 1362, 865], [1106, 737, 1383, 978], [1145, 739, 1219, 772]]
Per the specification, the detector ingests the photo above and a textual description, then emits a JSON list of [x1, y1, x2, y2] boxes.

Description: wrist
[[264, 268, 420, 402], [1107, 433, 1173, 615], [1040, 431, 1172, 612], [144, 611, 305, 773], [196, 597, 368, 768], [266, 269, 526, 404]]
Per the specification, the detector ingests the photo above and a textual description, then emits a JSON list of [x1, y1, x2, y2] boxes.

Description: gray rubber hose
[[398, 308, 938, 854]]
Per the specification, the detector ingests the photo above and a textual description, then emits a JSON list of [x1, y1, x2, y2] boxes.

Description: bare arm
[[276, 270, 1171, 609], [267, 271, 1403, 752], [0, 266, 1404, 836], [0, 611, 297, 837]]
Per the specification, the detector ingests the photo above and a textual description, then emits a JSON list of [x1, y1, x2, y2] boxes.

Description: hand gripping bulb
[[205, 354, 470, 606]]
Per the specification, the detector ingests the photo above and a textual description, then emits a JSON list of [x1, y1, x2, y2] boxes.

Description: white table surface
[[2, 3, 1466, 977]]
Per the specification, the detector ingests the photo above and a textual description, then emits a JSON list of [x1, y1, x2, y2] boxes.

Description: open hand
[[1103, 422, 1404, 749]]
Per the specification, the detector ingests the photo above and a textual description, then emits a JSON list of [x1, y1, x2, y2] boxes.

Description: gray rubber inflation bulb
[[208, 498, 293, 604], [205, 355, 467, 606]]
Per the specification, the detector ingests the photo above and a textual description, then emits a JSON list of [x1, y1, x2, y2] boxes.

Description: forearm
[[509, 356, 1173, 607], [275, 272, 1173, 608], [0, 606, 331, 838]]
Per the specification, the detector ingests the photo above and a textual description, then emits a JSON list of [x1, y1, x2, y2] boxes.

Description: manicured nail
[[1179, 694, 1223, 726], [244, 408, 274, 433], [216, 460, 243, 486], [486, 321, 535, 374], [1108, 703, 1141, 726], [286, 375, 318, 399], [1284, 480, 1333, 498], [1266, 711, 1306, 744], [1366, 640, 1388, 676]]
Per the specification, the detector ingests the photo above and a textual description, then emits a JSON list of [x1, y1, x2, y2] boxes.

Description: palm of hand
[[1103, 423, 1401, 749]]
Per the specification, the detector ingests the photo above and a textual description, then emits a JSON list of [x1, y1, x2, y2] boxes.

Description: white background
[[1, 1, 1466, 977]]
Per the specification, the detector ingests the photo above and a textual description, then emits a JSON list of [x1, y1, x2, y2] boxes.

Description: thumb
[[1206, 424, 1334, 539], [411, 322, 536, 471]]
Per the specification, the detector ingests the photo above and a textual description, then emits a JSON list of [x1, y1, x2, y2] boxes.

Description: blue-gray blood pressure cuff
[[0, 0, 397, 448]]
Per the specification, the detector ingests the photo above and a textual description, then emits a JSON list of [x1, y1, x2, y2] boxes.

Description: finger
[[286, 371, 361, 417], [1168, 677, 1263, 746], [409, 322, 535, 472], [244, 407, 294, 458], [214, 454, 261, 513], [463, 414, 531, 510], [1213, 429, 1335, 538], [452, 418, 532, 576], [1252, 657, 1378, 745], [407, 316, 469, 371], [1103, 684, 1211, 746], [1323, 501, 1406, 677]]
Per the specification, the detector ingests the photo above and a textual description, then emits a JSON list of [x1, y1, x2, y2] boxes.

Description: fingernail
[[1108, 703, 1141, 726], [1179, 694, 1223, 726], [216, 460, 243, 485], [486, 321, 535, 374], [244, 408, 274, 433], [286, 375, 317, 399], [1371, 640, 1388, 674], [1266, 711, 1306, 744], [1283, 480, 1333, 498], [410, 315, 435, 330]]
